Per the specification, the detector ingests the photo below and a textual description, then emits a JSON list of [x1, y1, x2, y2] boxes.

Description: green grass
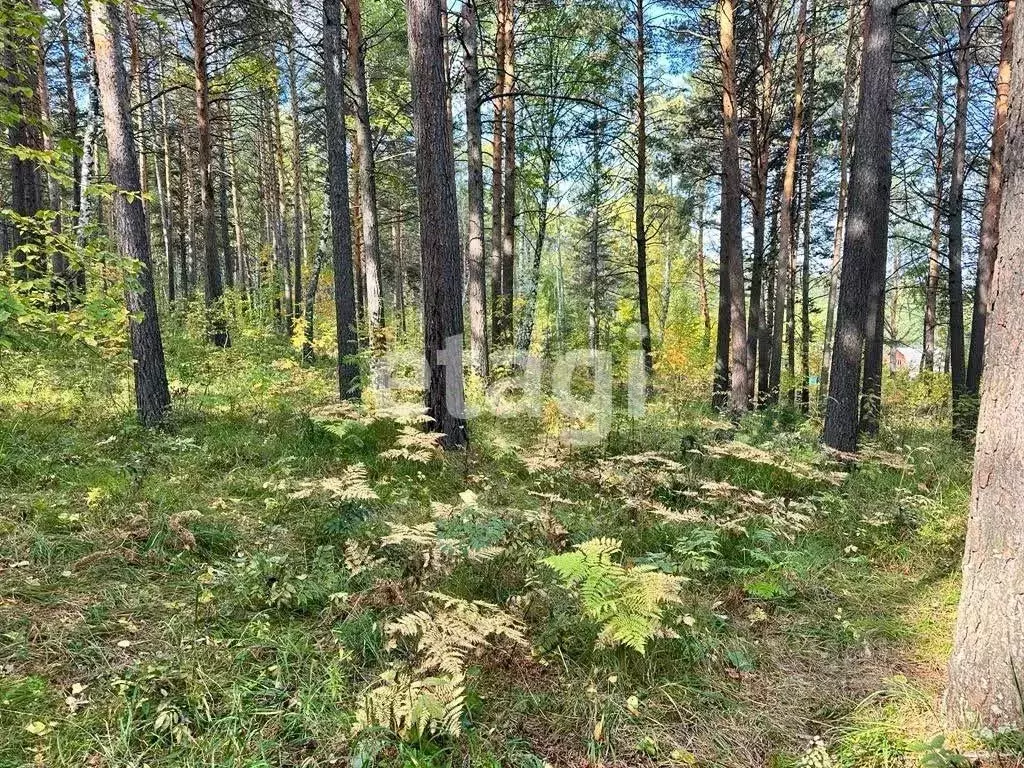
[[0, 332, 980, 767]]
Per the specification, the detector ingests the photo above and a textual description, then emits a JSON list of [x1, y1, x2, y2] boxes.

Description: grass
[[0, 330, 982, 767]]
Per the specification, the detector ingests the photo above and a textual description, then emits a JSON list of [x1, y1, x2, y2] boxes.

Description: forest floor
[[0, 331, 998, 768]]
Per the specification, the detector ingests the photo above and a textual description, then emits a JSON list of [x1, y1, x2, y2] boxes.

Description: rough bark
[[718, 0, 748, 412], [461, 0, 489, 378], [923, 58, 945, 373], [324, 0, 361, 400], [406, 0, 468, 448], [821, 3, 860, 409], [7, 0, 44, 282], [489, 0, 507, 348], [948, 0, 971, 440], [89, 0, 171, 426], [769, 0, 807, 406], [822, 0, 896, 452], [946, 6, 1024, 723], [192, 0, 228, 346], [965, 0, 1015, 417], [800, 11, 817, 413]]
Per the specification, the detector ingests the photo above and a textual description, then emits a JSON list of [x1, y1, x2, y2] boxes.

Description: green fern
[[543, 539, 684, 654]]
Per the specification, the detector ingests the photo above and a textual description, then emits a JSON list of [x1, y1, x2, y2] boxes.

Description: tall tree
[[820, 4, 860, 409], [89, 0, 171, 426], [713, 0, 748, 412], [769, 0, 809, 406], [965, 0, 1015, 418], [922, 56, 945, 373], [323, 0, 361, 400], [634, 0, 653, 383], [461, 0, 489, 378], [822, 0, 897, 452], [346, 0, 385, 354], [948, 0, 971, 439], [192, 0, 228, 346], [946, 3, 1024, 723], [407, 0, 468, 448]]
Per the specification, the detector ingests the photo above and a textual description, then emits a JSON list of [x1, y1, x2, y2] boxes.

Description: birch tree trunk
[[346, 0, 385, 356]]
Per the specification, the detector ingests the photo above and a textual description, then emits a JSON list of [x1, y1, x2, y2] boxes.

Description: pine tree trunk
[[821, 2, 860, 409], [823, 0, 896, 452], [800, 9, 817, 413], [489, 0, 507, 350], [923, 59, 945, 373], [948, 0, 971, 439], [713, 0, 747, 412], [7, 0, 44, 282], [192, 0, 228, 346], [89, 0, 171, 426], [770, 0, 808, 406], [461, 0, 489, 378], [323, 0, 361, 400], [406, 0, 468, 448], [965, 0, 1014, 418], [946, 6, 1024, 722]]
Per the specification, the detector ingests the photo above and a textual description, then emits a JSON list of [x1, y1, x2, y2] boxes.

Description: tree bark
[[946, 5, 1024, 723], [822, 0, 896, 452], [821, 3, 860, 410], [769, 0, 808, 406], [324, 0, 361, 400], [407, 0, 468, 448], [635, 0, 653, 384], [287, 32, 303, 316], [461, 0, 489, 378], [923, 57, 945, 373], [489, 0, 507, 349], [89, 0, 171, 426], [966, 0, 1015, 417], [346, 0, 385, 354], [499, 0, 516, 350], [717, 0, 748, 412], [948, 0, 971, 439], [800, 9, 817, 413], [7, 0, 44, 282], [192, 0, 228, 346]]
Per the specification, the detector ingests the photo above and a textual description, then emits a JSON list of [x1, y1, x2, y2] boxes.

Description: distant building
[[888, 345, 945, 377]]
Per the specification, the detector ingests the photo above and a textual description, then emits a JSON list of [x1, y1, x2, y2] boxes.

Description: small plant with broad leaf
[[542, 538, 685, 654]]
